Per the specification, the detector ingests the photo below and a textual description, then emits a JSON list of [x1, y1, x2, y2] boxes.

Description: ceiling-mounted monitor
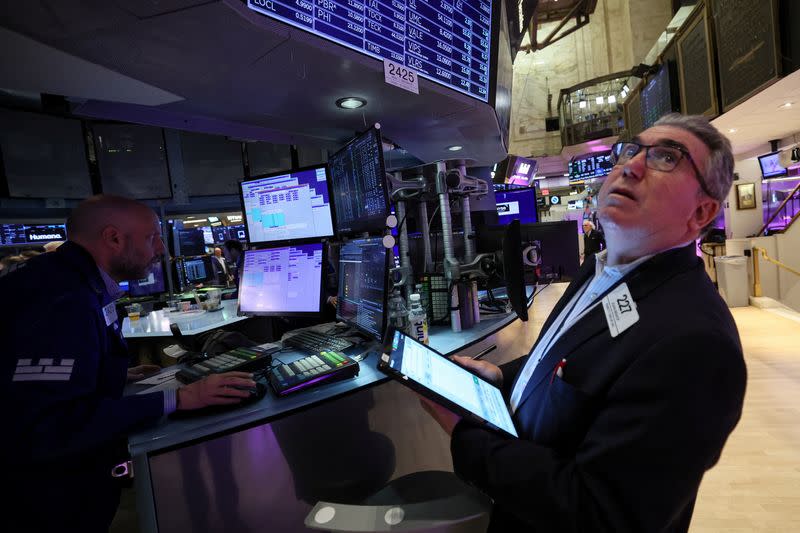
[[239, 164, 334, 245], [328, 126, 390, 237], [245, 0, 494, 102], [569, 151, 613, 184], [758, 152, 787, 179]]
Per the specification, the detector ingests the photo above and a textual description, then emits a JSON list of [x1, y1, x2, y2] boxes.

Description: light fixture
[[579, 100, 587, 109], [447, 145, 463, 151], [620, 90, 627, 98], [336, 97, 367, 109], [596, 96, 604, 105], [608, 95, 617, 104], [728, 128, 737, 133], [622, 84, 630, 93], [780, 102, 794, 109]]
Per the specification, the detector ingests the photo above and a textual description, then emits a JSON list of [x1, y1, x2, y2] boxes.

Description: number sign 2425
[[384, 59, 419, 94]]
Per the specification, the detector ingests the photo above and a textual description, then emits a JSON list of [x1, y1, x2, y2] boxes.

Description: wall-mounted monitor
[[640, 63, 679, 129], [240, 164, 334, 245], [758, 152, 787, 178], [0, 223, 67, 247], [494, 187, 537, 225], [328, 127, 389, 237], [569, 151, 613, 184], [245, 0, 494, 102], [238, 243, 324, 317]]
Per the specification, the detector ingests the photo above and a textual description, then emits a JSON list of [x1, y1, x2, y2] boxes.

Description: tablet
[[379, 330, 518, 438]]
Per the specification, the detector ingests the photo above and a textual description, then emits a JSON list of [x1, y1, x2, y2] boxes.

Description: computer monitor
[[337, 236, 390, 340], [127, 261, 167, 297], [328, 127, 390, 236], [240, 164, 334, 245], [200, 226, 215, 245], [758, 152, 787, 178], [501, 220, 528, 321], [494, 187, 538, 225], [176, 228, 206, 256], [175, 255, 214, 288], [0, 223, 67, 246], [238, 243, 324, 316]]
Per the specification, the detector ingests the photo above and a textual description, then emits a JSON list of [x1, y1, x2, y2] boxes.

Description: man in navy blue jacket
[[422, 114, 747, 532], [1, 195, 257, 532]]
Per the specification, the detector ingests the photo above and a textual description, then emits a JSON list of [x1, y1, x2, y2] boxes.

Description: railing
[[756, 181, 800, 236], [752, 246, 800, 298]]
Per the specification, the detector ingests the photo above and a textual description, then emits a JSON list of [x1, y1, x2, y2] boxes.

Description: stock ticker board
[[247, 0, 493, 102]]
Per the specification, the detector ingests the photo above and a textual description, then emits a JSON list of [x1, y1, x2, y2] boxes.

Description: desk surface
[[128, 287, 534, 456], [121, 299, 248, 339]]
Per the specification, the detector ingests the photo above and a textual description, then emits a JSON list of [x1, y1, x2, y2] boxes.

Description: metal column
[[436, 161, 461, 332]]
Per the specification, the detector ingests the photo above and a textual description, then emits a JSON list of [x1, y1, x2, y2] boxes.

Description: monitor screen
[[0, 223, 67, 246], [127, 261, 167, 297], [328, 127, 390, 236], [337, 236, 390, 340], [177, 256, 214, 287], [238, 243, 324, 316], [494, 188, 537, 225], [177, 228, 206, 256], [640, 64, 676, 129], [569, 151, 612, 184], [200, 226, 215, 245], [245, 0, 494, 103], [758, 152, 787, 178], [240, 165, 334, 244], [506, 156, 537, 185]]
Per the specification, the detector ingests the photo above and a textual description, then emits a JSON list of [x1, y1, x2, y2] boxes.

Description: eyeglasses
[[610, 141, 712, 197]]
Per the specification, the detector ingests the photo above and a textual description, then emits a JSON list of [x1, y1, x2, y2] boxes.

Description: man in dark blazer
[[582, 219, 605, 260], [422, 114, 747, 532]]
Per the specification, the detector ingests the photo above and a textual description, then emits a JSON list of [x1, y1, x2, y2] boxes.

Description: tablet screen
[[386, 331, 518, 438]]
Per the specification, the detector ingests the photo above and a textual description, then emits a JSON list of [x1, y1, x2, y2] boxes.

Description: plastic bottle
[[407, 293, 429, 344], [388, 289, 408, 331], [415, 283, 428, 316]]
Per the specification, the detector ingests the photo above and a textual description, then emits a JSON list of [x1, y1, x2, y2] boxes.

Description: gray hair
[[583, 219, 595, 230], [653, 113, 734, 203]]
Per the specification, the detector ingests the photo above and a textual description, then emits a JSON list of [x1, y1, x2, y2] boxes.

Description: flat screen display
[[382, 330, 518, 437], [640, 64, 675, 129], [329, 127, 389, 236], [0, 223, 67, 246], [240, 165, 334, 244], [758, 152, 787, 178], [506, 156, 537, 185], [246, 0, 493, 102], [569, 151, 612, 183], [238, 243, 324, 316], [337, 236, 389, 339], [494, 188, 537, 225], [177, 229, 207, 256], [177, 256, 214, 286]]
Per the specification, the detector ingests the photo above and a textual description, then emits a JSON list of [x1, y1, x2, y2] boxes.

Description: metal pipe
[[458, 163, 480, 324], [418, 200, 433, 272], [395, 198, 413, 298], [436, 161, 461, 332]]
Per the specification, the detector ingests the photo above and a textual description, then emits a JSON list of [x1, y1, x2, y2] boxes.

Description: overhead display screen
[[246, 0, 493, 102], [569, 152, 612, 183], [1, 224, 67, 246]]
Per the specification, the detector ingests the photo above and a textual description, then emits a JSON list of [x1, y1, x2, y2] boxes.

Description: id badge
[[602, 282, 639, 337], [102, 302, 118, 327]]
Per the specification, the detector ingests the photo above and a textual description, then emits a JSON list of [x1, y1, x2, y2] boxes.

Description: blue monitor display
[[329, 127, 389, 236], [176, 256, 214, 287], [0, 223, 67, 246], [238, 243, 324, 316], [758, 152, 787, 178], [246, 0, 493, 102], [240, 165, 334, 245], [337, 236, 390, 339], [494, 188, 537, 225]]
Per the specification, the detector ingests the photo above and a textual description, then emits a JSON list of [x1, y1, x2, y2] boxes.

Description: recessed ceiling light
[[728, 128, 737, 133], [780, 102, 794, 109], [447, 145, 463, 151], [336, 97, 367, 109]]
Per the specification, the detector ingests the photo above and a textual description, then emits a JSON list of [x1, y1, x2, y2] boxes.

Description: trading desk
[[121, 299, 248, 339], [127, 286, 543, 532]]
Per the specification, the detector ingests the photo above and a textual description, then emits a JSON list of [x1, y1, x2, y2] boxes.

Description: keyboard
[[269, 351, 359, 396], [283, 330, 354, 353], [176, 346, 279, 384]]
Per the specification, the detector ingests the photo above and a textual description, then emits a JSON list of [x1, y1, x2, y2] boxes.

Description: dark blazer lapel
[[514, 244, 700, 411]]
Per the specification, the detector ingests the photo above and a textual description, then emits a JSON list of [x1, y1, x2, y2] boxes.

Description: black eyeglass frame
[[610, 141, 713, 198]]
